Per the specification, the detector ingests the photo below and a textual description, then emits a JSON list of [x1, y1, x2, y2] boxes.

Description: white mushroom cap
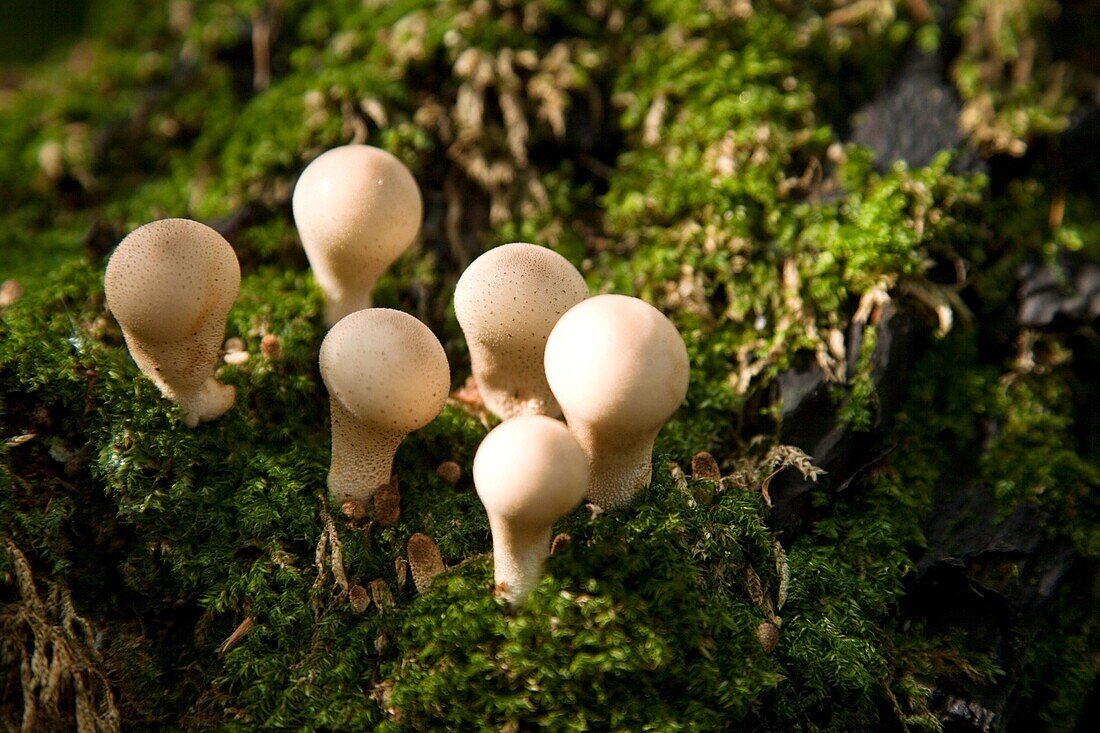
[[544, 294, 689, 509], [104, 218, 241, 427], [473, 415, 588, 604], [292, 145, 423, 326], [319, 308, 449, 504], [454, 242, 588, 419]]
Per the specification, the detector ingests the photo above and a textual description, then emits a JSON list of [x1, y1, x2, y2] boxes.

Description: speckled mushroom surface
[[292, 145, 423, 327], [544, 294, 689, 509], [454, 242, 588, 420], [319, 308, 450, 504], [473, 415, 588, 604], [103, 218, 241, 427]]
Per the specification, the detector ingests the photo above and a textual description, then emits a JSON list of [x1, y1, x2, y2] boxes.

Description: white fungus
[[473, 415, 588, 605], [544, 294, 689, 509], [104, 218, 241, 427], [292, 144, 423, 326], [454, 242, 588, 420], [319, 308, 449, 504]]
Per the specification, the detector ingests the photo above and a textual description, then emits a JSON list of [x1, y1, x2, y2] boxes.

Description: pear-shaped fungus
[[104, 218, 241, 427], [473, 415, 588, 605], [319, 309, 449, 504], [544, 294, 689, 509], [454, 242, 588, 419], [292, 145, 423, 326]]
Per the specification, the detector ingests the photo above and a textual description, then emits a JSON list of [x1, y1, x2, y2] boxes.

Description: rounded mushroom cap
[[544, 294, 689, 431], [454, 242, 588, 348], [473, 415, 588, 525], [319, 309, 450, 433], [292, 145, 423, 271], [104, 219, 240, 342]]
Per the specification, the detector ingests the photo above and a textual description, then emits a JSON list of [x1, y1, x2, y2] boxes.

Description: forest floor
[[2, 1, 1099, 730]]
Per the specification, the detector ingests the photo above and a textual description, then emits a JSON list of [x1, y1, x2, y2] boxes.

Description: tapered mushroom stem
[[473, 415, 588, 605], [568, 424, 659, 509], [489, 521, 553, 603], [129, 343, 236, 428], [319, 309, 450, 505], [292, 145, 423, 327], [104, 218, 241, 427], [545, 294, 690, 509], [326, 401, 404, 503], [454, 242, 588, 420]]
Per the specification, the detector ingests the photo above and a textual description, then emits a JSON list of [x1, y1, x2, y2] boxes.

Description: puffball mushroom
[[104, 218, 241, 427], [292, 145, 423, 326], [473, 415, 588, 605], [454, 242, 588, 419], [544, 294, 689, 509], [319, 309, 449, 504]]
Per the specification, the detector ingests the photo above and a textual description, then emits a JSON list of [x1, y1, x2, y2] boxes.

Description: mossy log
[[2, 1, 1098, 730]]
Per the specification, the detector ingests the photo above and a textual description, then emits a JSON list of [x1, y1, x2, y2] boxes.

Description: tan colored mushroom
[[473, 415, 588, 604], [319, 309, 449, 504], [454, 242, 588, 419], [104, 218, 241, 427], [544, 294, 689, 509], [292, 145, 423, 326]]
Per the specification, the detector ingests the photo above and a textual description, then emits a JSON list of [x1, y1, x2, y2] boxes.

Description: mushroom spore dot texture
[[454, 242, 588, 420]]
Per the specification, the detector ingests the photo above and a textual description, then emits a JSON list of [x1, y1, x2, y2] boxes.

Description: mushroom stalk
[[488, 520, 552, 603], [127, 336, 236, 428], [568, 424, 658, 510], [326, 402, 404, 503]]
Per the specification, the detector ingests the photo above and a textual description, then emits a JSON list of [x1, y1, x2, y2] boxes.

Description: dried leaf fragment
[[755, 621, 780, 652], [349, 585, 370, 613], [217, 617, 255, 655], [691, 451, 721, 480], [550, 533, 571, 555], [373, 476, 401, 526], [407, 533, 445, 593], [436, 460, 462, 485]]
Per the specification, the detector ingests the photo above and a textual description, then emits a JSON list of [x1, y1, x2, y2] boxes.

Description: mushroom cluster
[[103, 142, 692, 609]]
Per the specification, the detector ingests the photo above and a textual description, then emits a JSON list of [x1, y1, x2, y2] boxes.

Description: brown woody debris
[[369, 579, 394, 611], [407, 533, 445, 593], [1, 278, 24, 308], [373, 476, 401, 526], [340, 499, 368, 521], [217, 616, 255, 655]]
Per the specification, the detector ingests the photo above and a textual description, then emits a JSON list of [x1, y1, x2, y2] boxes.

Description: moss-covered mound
[[2, 1, 1098, 730]]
